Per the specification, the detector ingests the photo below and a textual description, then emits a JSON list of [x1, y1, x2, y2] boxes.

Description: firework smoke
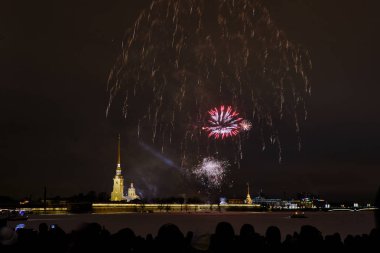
[[107, 0, 311, 164]]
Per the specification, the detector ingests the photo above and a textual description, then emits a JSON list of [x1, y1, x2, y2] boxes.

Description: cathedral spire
[[111, 134, 124, 201], [117, 134, 121, 168], [245, 182, 253, 204]]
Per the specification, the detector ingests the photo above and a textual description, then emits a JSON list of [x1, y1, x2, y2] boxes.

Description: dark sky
[[1, 0, 379, 202]]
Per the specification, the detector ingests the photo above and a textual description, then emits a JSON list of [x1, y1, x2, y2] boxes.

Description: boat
[[290, 211, 307, 218]]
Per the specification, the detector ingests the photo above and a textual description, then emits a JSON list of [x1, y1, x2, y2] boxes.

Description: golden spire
[[118, 134, 121, 164], [246, 182, 253, 204], [116, 134, 121, 170]]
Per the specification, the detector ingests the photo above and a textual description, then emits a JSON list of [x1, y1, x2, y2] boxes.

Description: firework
[[193, 157, 229, 189], [240, 120, 252, 131], [202, 105, 243, 139], [107, 0, 311, 164]]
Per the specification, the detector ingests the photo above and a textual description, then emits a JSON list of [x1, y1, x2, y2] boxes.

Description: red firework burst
[[202, 105, 243, 139]]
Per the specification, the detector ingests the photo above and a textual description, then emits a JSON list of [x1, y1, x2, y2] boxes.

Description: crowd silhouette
[[0, 219, 379, 253]]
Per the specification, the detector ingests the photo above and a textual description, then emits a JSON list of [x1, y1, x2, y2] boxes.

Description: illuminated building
[[253, 196, 282, 208], [125, 182, 140, 202], [228, 199, 244, 204], [245, 183, 253, 204], [110, 135, 125, 201]]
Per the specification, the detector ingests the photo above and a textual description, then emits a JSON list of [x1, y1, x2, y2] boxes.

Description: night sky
[[1, 0, 379, 202]]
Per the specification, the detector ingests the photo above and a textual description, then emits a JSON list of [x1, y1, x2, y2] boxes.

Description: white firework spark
[[202, 105, 243, 139], [240, 120, 252, 131], [193, 157, 229, 189]]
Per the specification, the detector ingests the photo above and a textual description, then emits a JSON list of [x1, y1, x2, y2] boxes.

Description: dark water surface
[[8, 211, 375, 239]]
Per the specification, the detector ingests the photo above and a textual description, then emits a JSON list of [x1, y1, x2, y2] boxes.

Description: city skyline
[[1, 0, 380, 203]]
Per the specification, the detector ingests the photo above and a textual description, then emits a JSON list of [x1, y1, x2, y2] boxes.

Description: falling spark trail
[[107, 0, 312, 166]]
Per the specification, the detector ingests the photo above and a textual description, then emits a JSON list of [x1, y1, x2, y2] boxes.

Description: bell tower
[[245, 182, 253, 204], [111, 134, 124, 201]]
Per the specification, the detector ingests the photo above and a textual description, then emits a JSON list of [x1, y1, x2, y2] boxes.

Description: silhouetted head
[[156, 223, 184, 252], [156, 223, 184, 243], [210, 222, 236, 252], [325, 233, 343, 249], [109, 227, 136, 252], [240, 224, 255, 238], [215, 222, 235, 240], [113, 227, 136, 245], [146, 233, 153, 241], [299, 225, 323, 245], [186, 231, 194, 242], [157, 223, 184, 242], [38, 223, 48, 234], [75, 222, 102, 239], [284, 234, 292, 242], [265, 226, 281, 245]]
